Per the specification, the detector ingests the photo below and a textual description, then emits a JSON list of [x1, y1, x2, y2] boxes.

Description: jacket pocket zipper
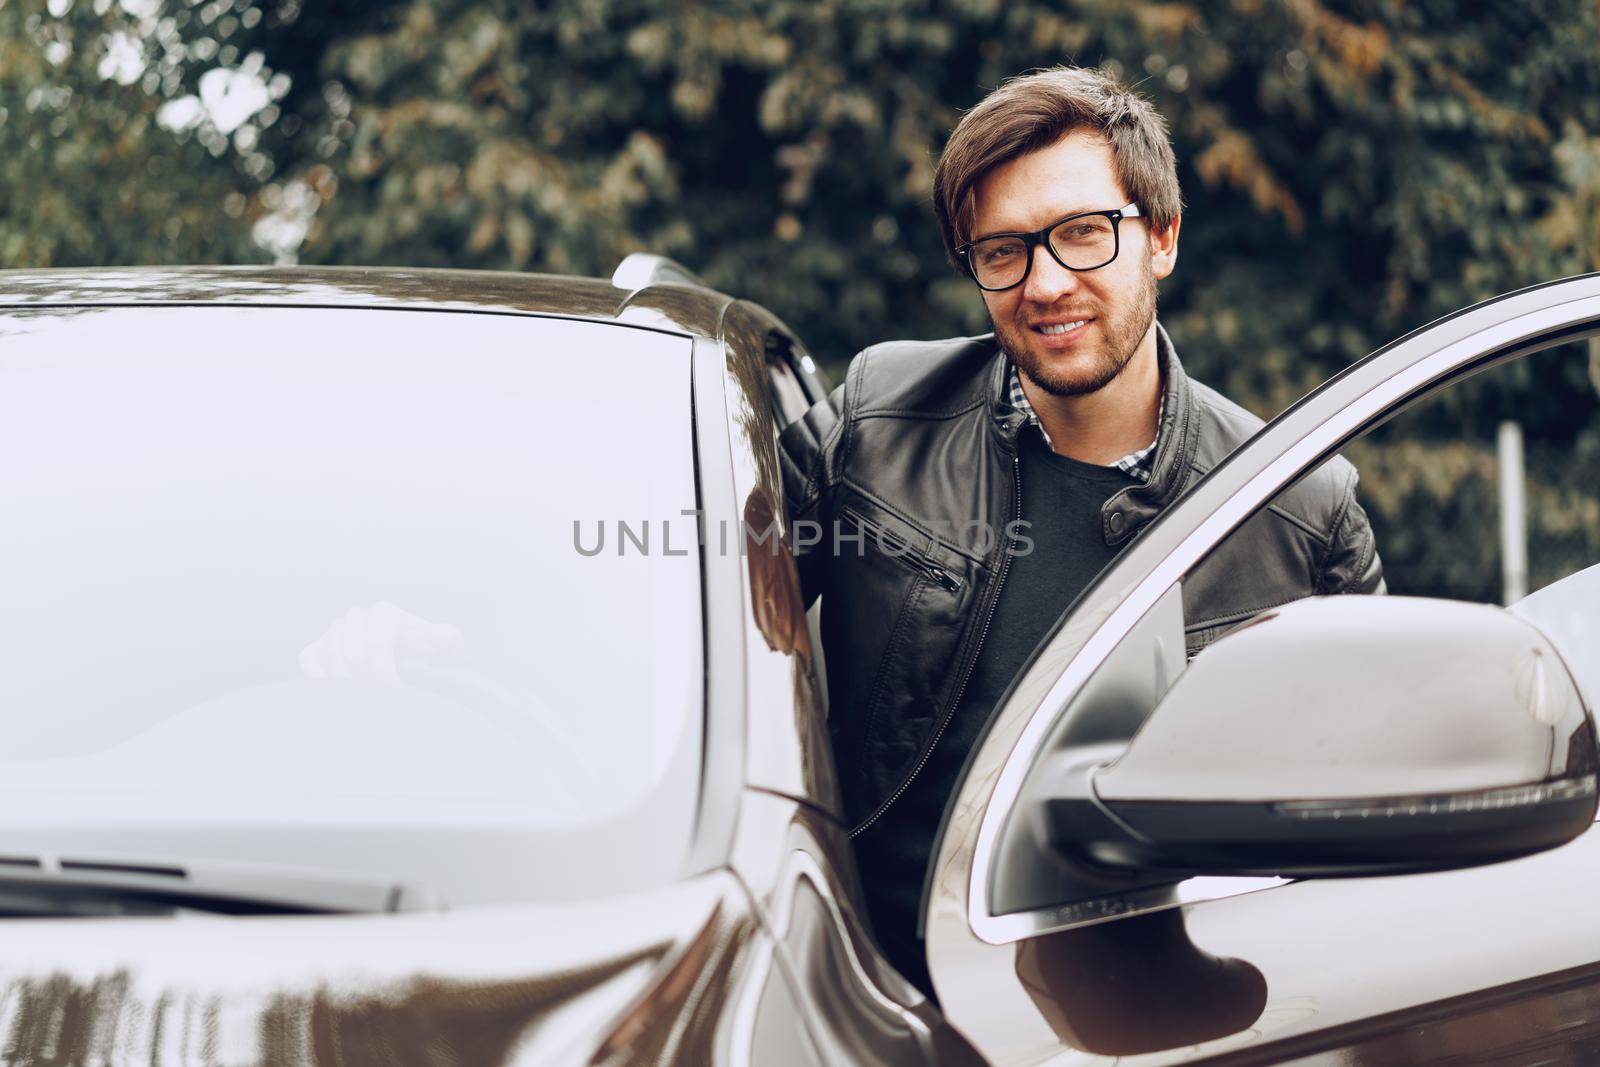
[[839, 505, 962, 593], [848, 453, 1020, 839]]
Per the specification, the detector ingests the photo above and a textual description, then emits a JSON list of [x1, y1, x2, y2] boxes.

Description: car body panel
[[687, 327, 752, 879], [0, 264, 644, 324], [729, 788, 982, 1065], [0, 870, 754, 1064], [716, 298, 841, 821]]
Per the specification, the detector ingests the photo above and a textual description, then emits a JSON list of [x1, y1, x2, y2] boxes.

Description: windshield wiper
[[0, 854, 440, 917]]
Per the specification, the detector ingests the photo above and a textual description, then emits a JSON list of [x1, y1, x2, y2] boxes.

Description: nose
[[1021, 243, 1081, 306]]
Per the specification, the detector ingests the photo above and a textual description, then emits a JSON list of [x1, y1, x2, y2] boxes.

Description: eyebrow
[[969, 205, 1110, 242]]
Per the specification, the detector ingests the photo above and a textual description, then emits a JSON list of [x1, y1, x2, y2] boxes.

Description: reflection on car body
[[0, 262, 1596, 1065]]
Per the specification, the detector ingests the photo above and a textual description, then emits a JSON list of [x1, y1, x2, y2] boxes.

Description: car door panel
[[1177, 827, 1600, 1063], [729, 788, 982, 1065], [1217, 963, 1600, 1065], [716, 301, 844, 822]]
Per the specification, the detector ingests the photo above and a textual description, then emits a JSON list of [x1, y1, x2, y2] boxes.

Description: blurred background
[[2, 0, 1599, 600]]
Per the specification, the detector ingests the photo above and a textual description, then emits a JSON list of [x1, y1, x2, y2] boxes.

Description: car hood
[[0, 869, 752, 1065]]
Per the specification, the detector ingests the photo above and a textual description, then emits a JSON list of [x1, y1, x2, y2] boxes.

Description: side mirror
[[1042, 596, 1598, 878]]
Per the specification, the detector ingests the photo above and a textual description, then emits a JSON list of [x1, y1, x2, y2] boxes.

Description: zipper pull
[[918, 559, 962, 593]]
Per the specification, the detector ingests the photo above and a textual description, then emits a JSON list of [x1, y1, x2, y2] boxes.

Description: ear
[[1148, 213, 1180, 281]]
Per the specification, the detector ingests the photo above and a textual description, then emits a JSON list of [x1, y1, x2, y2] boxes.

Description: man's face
[[968, 129, 1179, 397]]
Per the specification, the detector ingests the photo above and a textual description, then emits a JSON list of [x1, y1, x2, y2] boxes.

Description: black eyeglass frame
[[956, 202, 1144, 292]]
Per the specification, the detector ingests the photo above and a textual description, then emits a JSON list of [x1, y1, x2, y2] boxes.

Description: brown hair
[[932, 66, 1182, 269]]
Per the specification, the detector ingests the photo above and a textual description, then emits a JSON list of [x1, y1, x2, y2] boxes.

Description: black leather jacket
[[779, 325, 1385, 832]]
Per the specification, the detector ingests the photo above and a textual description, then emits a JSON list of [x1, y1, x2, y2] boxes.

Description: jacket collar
[[1115, 322, 1198, 544], [986, 321, 1199, 546], [986, 341, 1028, 442]]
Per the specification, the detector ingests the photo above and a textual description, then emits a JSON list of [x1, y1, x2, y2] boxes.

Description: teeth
[[1038, 320, 1087, 335]]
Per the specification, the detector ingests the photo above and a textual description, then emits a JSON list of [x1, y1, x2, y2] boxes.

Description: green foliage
[[3, 0, 1599, 599], [10, 0, 1600, 375], [263, 0, 1600, 386], [0, 0, 268, 266]]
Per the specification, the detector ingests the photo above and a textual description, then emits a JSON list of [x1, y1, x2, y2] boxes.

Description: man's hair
[[932, 66, 1183, 269]]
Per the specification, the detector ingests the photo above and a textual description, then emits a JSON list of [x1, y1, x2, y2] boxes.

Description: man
[[778, 66, 1384, 997]]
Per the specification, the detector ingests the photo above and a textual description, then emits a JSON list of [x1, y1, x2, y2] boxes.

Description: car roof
[[0, 265, 734, 339]]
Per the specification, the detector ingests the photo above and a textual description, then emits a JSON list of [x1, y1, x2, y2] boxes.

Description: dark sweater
[[853, 430, 1137, 998]]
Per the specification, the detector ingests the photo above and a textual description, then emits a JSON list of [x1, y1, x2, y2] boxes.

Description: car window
[[1156, 337, 1597, 703], [1085, 336, 1600, 682], [1339, 338, 1599, 607], [767, 353, 813, 428], [763, 329, 830, 430], [0, 306, 703, 905]]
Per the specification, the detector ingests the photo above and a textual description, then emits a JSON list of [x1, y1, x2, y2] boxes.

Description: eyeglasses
[[957, 203, 1143, 292]]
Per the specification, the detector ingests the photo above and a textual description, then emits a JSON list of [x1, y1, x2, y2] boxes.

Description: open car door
[[924, 273, 1600, 1065]]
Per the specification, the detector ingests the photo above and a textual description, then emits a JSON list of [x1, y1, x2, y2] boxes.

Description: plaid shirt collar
[[1006, 361, 1162, 482]]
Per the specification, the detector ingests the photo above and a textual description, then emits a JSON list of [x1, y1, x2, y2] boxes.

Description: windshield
[[0, 306, 702, 905]]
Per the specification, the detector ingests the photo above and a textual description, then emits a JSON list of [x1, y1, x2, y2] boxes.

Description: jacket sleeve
[[778, 379, 846, 608], [1321, 467, 1387, 595]]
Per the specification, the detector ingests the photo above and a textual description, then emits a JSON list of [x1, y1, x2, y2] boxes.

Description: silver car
[[0, 261, 1596, 1065]]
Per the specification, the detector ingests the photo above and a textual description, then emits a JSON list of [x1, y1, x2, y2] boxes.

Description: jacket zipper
[[839, 505, 963, 593], [849, 453, 1021, 838]]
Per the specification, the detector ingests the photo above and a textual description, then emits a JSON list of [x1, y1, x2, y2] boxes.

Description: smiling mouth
[[1034, 319, 1091, 335]]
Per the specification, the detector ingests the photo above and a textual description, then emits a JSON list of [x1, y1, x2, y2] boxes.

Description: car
[[0, 261, 1594, 1066], [0, 260, 979, 1066]]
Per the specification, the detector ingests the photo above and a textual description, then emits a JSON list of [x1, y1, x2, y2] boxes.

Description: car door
[[923, 273, 1600, 1065]]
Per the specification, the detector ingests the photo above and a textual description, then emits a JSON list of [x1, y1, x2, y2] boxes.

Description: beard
[[993, 258, 1158, 398]]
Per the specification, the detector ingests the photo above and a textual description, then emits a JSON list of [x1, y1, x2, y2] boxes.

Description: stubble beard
[[995, 259, 1159, 398]]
